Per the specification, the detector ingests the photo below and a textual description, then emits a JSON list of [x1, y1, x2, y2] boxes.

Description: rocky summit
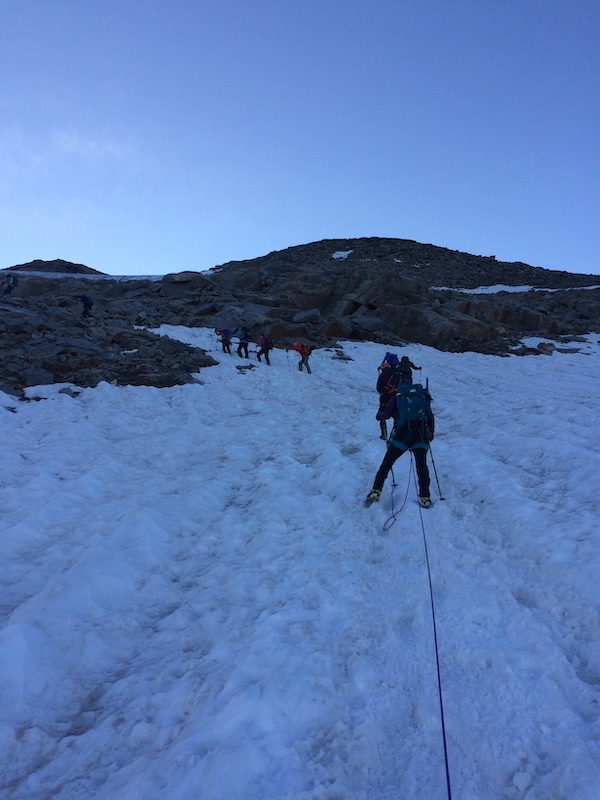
[[2, 237, 599, 394]]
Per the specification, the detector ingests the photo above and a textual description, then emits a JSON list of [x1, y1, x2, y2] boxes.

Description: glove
[[425, 425, 434, 442]]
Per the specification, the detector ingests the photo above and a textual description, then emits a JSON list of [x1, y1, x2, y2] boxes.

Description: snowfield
[[1, 327, 599, 800]]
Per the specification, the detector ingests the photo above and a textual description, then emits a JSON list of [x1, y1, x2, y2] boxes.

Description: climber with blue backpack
[[365, 381, 434, 508], [2, 274, 17, 295]]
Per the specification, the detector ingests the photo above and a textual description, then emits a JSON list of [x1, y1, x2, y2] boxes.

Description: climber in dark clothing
[[232, 327, 251, 358], [215, 327, 232, 354], [257, 334, 274, 365], [366, 384, 434, 508], [376, 353, 401, 440], [2, 274, 17, 295], [80, 295, 94, 318], [398, 356, 420, 384]]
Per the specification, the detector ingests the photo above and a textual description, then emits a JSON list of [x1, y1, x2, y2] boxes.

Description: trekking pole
[[429, 445, 445, 500]]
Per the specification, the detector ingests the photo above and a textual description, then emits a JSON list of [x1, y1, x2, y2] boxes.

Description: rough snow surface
[[332, 250, 353, 259], [1, 330, 599, 799], [433, 284, 600, 293], [433, 284, 535, 293], [7, 271, 163, 281]]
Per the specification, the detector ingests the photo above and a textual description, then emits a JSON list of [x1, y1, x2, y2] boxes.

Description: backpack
[[393, 383, 430, 429], [377, 365, 400, 395], [379, 352, 399, 369], [299, 344, 311, 357]]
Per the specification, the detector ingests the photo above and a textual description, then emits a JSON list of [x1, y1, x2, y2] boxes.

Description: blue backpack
[[394, 383, 430, 428]]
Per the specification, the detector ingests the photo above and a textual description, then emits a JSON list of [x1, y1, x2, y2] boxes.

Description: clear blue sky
[[1, 0, 598, 276]]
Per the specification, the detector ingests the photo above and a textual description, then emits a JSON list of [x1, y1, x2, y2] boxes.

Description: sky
[[1, 0, 599, 277], [1, 327, 599, 799]]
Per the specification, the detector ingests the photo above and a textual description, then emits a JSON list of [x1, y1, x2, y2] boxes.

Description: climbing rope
[[411, 453, 453, 800], [382, 463, 412, 531]]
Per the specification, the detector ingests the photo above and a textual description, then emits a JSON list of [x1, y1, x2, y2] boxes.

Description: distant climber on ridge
[[79, 294, 94, 318], [2, 274, 17, 295]]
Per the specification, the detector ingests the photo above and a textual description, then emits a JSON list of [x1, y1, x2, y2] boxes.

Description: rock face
[[0, 273, 217, 396], [204, 238, 599, 353], [2, 238, 599, 393], [9, 258, 104, 275]]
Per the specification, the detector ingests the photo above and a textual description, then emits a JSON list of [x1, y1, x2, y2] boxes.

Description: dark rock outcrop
[[7, 258, 104, 275], [0, 271, 217, 396], [203, 238, 599, 352], [2, 240, 599, 393]]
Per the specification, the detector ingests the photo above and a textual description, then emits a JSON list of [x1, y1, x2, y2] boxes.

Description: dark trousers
[[257, 347, 271, 365], [299, 356, 311, 374], [378, 395, 389, 438], [237, 342, 249, 358], [373, 435, 430, 497], [221, 340, 231, 354]]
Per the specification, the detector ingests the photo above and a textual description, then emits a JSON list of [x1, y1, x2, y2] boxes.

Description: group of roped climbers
[[366, 352, 434, 509], [213, 330, 434, 508], [214, 328, 312, 372]]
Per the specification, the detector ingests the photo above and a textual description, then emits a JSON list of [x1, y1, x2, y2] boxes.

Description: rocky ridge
[[2, 237, 599, 394]]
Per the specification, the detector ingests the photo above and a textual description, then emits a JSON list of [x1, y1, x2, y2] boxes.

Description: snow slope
[[1, 328, 599, 800]]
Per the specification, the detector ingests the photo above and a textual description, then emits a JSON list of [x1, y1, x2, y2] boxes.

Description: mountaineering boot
[[365, 489, 381, 507], [419, 496, 432, 508]]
